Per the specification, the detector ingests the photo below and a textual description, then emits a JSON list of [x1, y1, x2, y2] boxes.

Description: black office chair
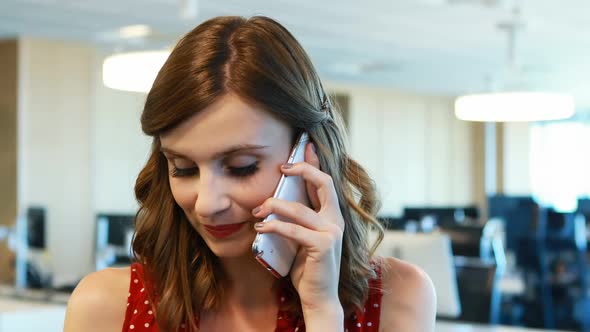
[[454, 256, 498, 324]]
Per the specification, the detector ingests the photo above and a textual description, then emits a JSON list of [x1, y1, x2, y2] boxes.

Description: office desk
[[437, 321, 567, 332], [0, 286, 68, 332], [0, 297, 66, 332]]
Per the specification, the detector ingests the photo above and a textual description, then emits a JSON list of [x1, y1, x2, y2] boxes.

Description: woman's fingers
[[280, 161, 340, 226], [253, 197, 336, 232], [255, 218, 341, 250]]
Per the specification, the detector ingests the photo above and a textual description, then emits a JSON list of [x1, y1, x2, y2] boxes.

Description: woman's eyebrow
[[159, 147, 188, 159], [212, 144, 269, 159], [160, 144, 269, 160]]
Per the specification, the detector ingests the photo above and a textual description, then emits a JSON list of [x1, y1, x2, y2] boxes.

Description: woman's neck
[[218, 253, 279, 308], [199, 254, 282, 331]]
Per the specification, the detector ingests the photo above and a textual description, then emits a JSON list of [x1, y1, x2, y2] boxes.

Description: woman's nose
[[194, 172, 231, 218]]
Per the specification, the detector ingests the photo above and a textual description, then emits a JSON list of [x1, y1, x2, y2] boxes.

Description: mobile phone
[[252, 132, 311, 278]]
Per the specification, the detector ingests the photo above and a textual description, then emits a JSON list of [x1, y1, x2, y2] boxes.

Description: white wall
[[327, 83, 475, 216], [502, 122, 532, 195], [18, 38, 94, 285], [18, 40, 151, 285], [91, 52, 151, 213]]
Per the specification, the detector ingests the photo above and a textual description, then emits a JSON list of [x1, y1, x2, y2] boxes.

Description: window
[[530, 120, 590, 212]]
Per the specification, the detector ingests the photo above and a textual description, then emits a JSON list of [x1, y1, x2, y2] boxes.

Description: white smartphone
[[252, 132, 311, 278]]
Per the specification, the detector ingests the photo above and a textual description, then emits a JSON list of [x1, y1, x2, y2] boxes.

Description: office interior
[[0, 1, 589, 331]]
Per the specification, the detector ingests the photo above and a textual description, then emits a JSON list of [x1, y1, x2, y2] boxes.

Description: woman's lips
[[203, 222, 248, 239]]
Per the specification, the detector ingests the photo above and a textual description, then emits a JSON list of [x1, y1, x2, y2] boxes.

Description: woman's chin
[[203, 233, 257, 259], [209, 244, 252, 259]]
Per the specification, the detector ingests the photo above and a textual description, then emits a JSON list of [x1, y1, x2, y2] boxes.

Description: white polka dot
[[373, 303, 379, 308], [144, 323, 150, 327], [148, 310, 153, 315], [280, 297, 285, 302], [140, 288, 145, 292], [295, 328, 299, 332], [127, 303, 129, 307], [132, 268, 137, 272], [130, 325, 135, 329], [134, 279, 139, 284], [128, 292, 131, 297], [133, 309, 138, 314], [144, 300, 149, 305], [367, 322, 372, 327], [357, 322, 362, 327], [278, 316, 283, 320]]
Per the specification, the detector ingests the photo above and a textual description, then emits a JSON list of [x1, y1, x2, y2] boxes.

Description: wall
[[91, 51, 151, 214], [502, 122, 532, 195], [0, 40, 18, 283], [327, 83, 479, 216], [18, 38, 94, 285]]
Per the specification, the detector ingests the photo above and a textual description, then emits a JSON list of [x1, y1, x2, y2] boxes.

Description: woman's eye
[[171, 166, 198, 177], [168, 157, 198, 177], [228, 163, 259, 178]]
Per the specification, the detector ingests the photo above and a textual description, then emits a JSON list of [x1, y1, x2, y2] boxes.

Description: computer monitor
[[577, 198, 590, 215], [439, 224, 484, 258], [96, 214, 135, 246], [488, 195, 538, 252], [403, 206, 479, 227], [371, 231, 462, 318], [377, 216, 406, 230], [95, 214, 135, 269], [26, 206, 46, 250]]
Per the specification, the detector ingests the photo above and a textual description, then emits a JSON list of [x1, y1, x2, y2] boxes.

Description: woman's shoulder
[[63, 266, 132, 332], [378, 256, 436, 331]]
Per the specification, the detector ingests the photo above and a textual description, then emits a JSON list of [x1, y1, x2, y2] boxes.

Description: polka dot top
[[122, 262, 383, 331]]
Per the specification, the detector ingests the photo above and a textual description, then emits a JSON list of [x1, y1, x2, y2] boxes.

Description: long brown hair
[[133, 16, 384, 331]]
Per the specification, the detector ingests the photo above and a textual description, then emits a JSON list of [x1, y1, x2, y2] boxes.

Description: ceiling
[[1, 0, 589, 108]]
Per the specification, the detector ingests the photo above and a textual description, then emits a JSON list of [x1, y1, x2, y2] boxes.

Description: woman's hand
[[252, 142, 344, 323]]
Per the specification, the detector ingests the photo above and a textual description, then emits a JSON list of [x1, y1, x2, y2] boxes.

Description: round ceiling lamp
[[455, 92, 575, 122], [102, 50, 170, 93], [454, 7, 575, 122]]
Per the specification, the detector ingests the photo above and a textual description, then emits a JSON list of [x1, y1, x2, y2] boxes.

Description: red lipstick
[[203, 222, 247, 239]]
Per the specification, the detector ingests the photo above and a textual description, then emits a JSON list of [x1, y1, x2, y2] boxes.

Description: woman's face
[[160, 93, 293, 259]]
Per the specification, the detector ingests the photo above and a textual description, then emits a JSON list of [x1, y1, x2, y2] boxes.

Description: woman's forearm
[[302, 302, 344, 332]]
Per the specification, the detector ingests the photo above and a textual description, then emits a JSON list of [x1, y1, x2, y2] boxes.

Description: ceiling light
[[102, 50, 170, 93], [455, 92, 575, 122], [118, 25, 152, 39], [455, 7, 575, 122]]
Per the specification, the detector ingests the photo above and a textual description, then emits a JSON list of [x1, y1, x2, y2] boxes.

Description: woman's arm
[[379, 257, 436, 332], [63, 267, 130, 332]]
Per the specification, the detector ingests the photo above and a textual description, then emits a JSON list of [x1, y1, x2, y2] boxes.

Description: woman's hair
[[133, 15, 384, 331]]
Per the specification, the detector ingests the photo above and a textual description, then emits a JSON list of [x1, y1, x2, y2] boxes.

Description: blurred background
[[0, 0, 589, 331]]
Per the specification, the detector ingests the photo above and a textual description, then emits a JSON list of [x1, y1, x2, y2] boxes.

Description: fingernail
[[252, 206, 262, 215], [254, 222, 264, 229], [282, 163, 293, 169]]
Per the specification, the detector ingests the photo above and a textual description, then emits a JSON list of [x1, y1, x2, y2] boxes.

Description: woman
[[64, 16, 436, 331]]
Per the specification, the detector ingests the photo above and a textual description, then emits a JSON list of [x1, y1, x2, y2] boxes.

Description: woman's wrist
[[302, 301, 344, 332]]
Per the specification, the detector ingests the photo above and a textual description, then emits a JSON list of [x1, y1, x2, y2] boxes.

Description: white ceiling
[[1, 0, 589, 107]]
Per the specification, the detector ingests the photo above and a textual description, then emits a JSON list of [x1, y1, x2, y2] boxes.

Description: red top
[[122, 262, 383, 331]]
